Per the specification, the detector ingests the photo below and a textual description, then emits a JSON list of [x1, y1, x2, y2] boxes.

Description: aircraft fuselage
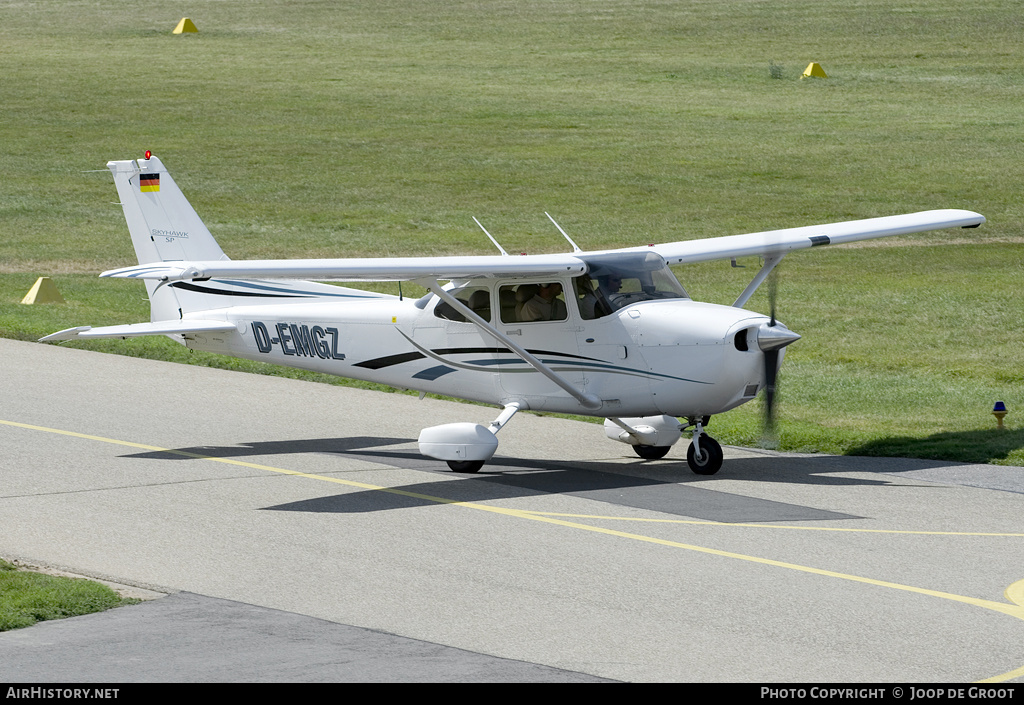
[[181, 279, 773, 418]]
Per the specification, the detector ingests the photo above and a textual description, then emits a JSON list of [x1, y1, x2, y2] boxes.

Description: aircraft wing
[[637, 209, 985, 265], [40, 319, 237, 342], [98, 209, 983, 284], [101, 254, 587, 283]]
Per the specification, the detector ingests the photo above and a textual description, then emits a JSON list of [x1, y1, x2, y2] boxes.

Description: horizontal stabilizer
[[41, 319, 236, 342]]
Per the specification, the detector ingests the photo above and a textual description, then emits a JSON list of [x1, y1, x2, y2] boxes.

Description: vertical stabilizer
[[107, 155, 229, 322], [107, 156, 228, 265], [105, 154, 370, 326]]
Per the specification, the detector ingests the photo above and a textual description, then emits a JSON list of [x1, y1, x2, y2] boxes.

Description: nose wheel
[[687, 434, 723, 474], [686, 420, 724, 475]]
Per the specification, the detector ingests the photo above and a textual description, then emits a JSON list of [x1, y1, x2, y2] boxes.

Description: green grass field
[[0, 560, 137, 631], [2, 0, 1022, 465]]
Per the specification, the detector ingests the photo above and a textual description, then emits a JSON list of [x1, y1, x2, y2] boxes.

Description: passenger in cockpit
[[520, 282, 566, 322]]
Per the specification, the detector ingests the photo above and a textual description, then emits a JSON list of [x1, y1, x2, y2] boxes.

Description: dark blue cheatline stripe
[[119, 265, 164, 276], [170, 279, 382, 299], [224, 280, 381, 298], [417, 333, 710, 385], [462, 357, 710, 384], [412, 365, 457, 381], [424, 346, 602, 363], [432, 347, 509, 356], [356, 332, 711, 385], [170, 281, 308, 298]]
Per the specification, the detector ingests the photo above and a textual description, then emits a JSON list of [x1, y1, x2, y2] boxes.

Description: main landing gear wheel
[[447, 460, 484, 473], [633, 444, 671, 460], [687, 435, 723, 475]]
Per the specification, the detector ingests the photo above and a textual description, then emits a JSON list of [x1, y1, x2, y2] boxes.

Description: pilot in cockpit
[[576, 273, 621, 320]]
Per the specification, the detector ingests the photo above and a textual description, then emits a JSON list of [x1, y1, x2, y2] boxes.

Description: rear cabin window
[[434, 287, 491, 323], [498, 283, 568, 323]]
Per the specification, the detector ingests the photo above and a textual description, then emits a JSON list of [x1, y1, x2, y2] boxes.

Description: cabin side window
[[499, 283, 568, 323], [434, 286, 491, 323]]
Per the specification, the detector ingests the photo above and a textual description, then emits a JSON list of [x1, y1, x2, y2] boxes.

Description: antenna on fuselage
[[473, 217, 510, 256], [545, 212, 581, 253]]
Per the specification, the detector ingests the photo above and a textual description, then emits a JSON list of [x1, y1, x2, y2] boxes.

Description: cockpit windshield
[[574, 251, 689, 320]]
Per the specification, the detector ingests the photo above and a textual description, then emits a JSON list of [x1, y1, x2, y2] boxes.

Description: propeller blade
[[763, 348, 779, 444], [760, 264, 786, 448]]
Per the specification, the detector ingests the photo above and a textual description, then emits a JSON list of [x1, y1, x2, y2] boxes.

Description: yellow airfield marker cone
[[802, 62, 828, 79], [21, 277, 65, 305], [173, 18, 198, 34]]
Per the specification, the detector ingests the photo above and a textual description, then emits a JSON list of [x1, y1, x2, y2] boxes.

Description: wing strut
[[473, 217, 510, 256], [488, 402, 522, 434], [424, 280, 603, 411], [732, 254, 785, 309], [605, 417, 646, 444], [546, 213, 582, 253]]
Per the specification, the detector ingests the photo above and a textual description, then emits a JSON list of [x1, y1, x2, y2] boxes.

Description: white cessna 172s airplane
[[44, 154, 985, 475]]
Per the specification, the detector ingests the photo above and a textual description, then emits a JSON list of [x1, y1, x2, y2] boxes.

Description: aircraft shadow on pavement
[[119, 435, 991, 522], [246, 443, 873, 522], [125, 435, 929, 487], [259, 457, 864, 522], [122, 436, 415, 460], [125, 436, 911, 479]]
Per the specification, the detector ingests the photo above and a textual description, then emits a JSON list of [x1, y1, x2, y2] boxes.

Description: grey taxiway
[[1, 338, 1022, 682]]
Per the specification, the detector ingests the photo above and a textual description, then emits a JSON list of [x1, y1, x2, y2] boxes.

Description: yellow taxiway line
[[513, 510, 1024, 537]]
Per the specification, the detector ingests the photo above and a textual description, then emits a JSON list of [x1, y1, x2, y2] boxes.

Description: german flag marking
[[140, 173, 160, 192]]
